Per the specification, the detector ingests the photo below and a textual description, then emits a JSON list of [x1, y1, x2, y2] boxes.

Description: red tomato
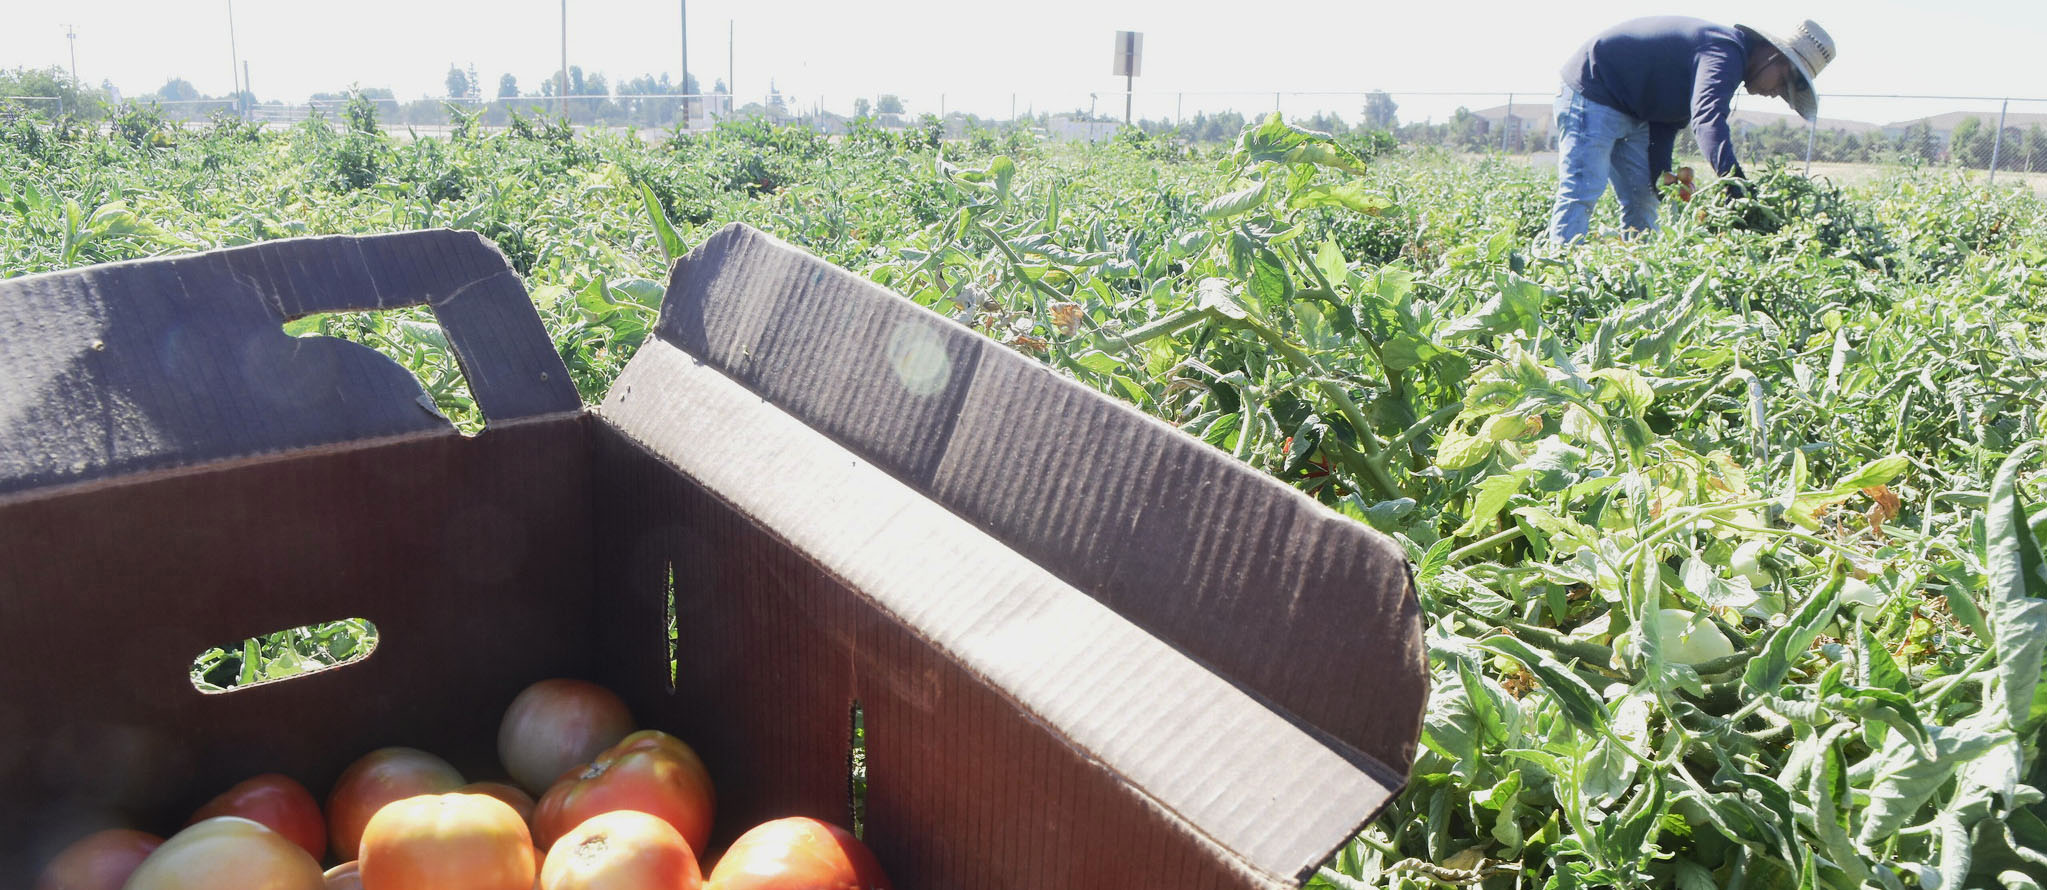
[[498, 679, 635, 795], [34, 828, 162, 890], [358, 793, 535, 890], [325, 747, 465, 862], [190, 772, 326, 861], [704, 818, 890, 890], [322, 861, 363, 890], [121, 816, 325, 890], [462, 781, 539, 829], [540, 809, 703, 890], [531, 730, 715, 856]]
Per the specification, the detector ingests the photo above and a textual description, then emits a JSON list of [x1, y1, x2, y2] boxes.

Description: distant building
[[1045, 115, 1120, 143], [1727, 108, 1883, 136], [1468, 104, 1545, 151]]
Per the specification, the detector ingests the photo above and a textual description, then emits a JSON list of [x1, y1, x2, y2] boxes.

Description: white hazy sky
[[5, 1, 2045, 125]]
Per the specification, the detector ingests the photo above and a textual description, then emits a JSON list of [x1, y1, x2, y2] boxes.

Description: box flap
[[0, 230, 578, 495], [599, 223, 1427, 884]]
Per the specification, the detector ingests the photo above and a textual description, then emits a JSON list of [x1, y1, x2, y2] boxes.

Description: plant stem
[[1451, 526, 1525, 564]]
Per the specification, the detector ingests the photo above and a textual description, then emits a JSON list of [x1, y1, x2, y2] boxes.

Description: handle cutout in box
[[285, 310, 481, 434], [189, 618, 379, 693], [849, 699, 868, 840]]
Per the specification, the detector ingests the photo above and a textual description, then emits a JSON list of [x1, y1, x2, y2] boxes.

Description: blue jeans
[[1548, 86, 1660, 244]]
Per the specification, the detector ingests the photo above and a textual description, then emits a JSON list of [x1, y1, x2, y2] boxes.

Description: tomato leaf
[[1475, 634, 1608, 734]]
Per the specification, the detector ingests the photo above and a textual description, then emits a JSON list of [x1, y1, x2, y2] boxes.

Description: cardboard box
[[0, 224, 1427, 887]]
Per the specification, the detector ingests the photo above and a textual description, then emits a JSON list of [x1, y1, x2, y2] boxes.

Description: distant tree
[[466, 64, 481, 98], [158, 77, 202, 102], [0, 66, 102, 116], [498, 73, 518, 98], [1899, 121, 1938, 163], [618, 72, 683, 125], [2025, 125, 2047, 173], [1445, 107, 1490, 151], [445, 65, 471, 100], [1950, 116, 1989, 168], [853, 97, 871, 118], [1362, 91, 1398, 131], [876, 94, 904, 115], [1840, 132, 1864, 163], [1301, 111, 1348, 135]]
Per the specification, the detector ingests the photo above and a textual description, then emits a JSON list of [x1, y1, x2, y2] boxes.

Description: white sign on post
[[1112, 31, 1143, 77]]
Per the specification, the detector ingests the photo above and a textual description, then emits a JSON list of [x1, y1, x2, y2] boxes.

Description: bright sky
[[6, 0, 2045, 125]]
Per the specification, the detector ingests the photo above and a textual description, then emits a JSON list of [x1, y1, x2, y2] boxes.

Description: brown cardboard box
[[0, 224, 1426, 887]]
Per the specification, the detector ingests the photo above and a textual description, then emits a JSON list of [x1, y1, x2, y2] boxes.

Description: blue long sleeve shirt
[[1560, 16, 1753, 179]]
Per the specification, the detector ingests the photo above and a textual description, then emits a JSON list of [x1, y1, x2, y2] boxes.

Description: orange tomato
[[34, 827, 162, 890], [532, 730, 715, 855], [325, 747, 465, 861], [704, 817, 890, 890], [540, 810, 703, 890], [358, 793, 535, 890], [498, 679, 636, 795], [461, 781, 538, 829], [121, 816, 325, 890], [190, 772, 327, 861]]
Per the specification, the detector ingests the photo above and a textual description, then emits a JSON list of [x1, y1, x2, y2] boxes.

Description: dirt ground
[[1518, 151, 2047, 197]]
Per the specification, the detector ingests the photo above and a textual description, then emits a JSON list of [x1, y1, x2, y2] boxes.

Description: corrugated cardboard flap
[[0, 230, 579, 495], [599, 223, 1427, 885]]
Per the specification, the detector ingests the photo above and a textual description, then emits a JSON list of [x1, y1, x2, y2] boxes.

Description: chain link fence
[[7, 87, 2046, 191]]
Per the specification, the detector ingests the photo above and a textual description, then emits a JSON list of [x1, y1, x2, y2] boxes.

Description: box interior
[[0, 226, 1426, 888]]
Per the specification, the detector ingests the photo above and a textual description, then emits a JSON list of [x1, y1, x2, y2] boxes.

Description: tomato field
[[8, 96, 2047, 888]]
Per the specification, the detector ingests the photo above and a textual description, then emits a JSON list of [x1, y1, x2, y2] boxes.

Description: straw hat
[[1737, 20, 1836, 122]]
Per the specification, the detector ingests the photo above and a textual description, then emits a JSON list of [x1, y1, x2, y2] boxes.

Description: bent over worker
[[1547, 16, 1836, 244]]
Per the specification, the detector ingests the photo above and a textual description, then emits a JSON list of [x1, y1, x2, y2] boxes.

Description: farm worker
[[1546, 17, 1836, 244]]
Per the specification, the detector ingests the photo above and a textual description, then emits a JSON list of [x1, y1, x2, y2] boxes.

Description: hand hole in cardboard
[[848, 699, 867, 840], [283, 310, 480, 435], [189, 618, 379, 694], [664, 561, 678, 694]]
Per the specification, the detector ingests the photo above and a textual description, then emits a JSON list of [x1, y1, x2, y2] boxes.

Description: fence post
[[1989, 98, 2009, 186]]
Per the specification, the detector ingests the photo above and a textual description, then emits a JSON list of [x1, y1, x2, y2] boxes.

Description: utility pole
[[687, 0, 695, 129], [226, 0, 242, 112], [59, 24, 77, 116], [559, 0, 570, 121], [1503, 94, 1513, 152], [64, 25, 78, 88]]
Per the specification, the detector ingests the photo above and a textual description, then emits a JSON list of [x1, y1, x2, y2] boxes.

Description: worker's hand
[[1658, 166, 1696, 202]]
